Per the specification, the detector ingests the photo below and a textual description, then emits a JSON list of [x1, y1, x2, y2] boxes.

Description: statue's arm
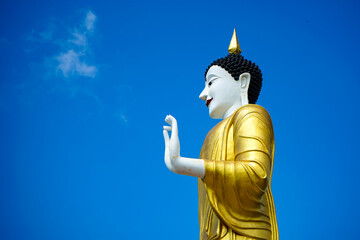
[[163, 115, 205, 178]]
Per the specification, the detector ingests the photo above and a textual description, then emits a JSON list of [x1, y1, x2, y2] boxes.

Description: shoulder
[[232, 104, 274, 139], [233, 104, 272, 123]]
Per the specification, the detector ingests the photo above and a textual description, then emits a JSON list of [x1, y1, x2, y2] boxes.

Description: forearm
[[171, 157, 205, 178]]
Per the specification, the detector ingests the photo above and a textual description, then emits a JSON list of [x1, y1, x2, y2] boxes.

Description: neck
[[223, 102, 243, 119]]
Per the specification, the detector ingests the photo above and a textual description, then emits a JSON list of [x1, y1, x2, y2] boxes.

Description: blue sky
[[1, 0, 360, 239]]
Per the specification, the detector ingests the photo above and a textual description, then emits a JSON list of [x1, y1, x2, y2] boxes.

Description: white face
[[199, 65, 242, 119]]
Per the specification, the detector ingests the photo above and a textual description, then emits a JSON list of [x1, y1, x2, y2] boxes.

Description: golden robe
[[198, 104, 278, 240]]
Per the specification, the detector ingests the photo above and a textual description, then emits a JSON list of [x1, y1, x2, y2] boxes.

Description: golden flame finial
[[228, 28, 241, 54]]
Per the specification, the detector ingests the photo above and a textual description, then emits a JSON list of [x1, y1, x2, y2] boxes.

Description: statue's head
[[199, 30, 263, 119]]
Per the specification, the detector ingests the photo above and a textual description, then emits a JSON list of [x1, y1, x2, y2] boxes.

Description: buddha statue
[[163, 29, 279, 240]]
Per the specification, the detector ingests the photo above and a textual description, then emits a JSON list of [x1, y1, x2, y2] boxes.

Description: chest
[[199, 120, 235, 161]]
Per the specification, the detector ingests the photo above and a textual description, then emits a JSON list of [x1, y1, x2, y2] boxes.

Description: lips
[[206, 98, 213, 107]]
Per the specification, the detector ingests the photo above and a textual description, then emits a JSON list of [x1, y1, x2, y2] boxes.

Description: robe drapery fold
[[198, 104, 278, 240]]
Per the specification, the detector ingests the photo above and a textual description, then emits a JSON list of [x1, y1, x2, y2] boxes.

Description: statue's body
[[198, 104, 277, 239], [163, 30, 278, 239]]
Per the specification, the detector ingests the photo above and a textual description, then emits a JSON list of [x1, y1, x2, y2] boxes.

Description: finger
[[165, 115, 176, 125], [165, 116, 170, 125], [165, 115, 171, 124], [164, 145, 172, 170], [164, 141, 170, 164], [163, 130, 172, 170], [165, 115, 178, 137], [163, 129, 170, 145], [163, 126, 172, 131], [169, 117, 178, 139]]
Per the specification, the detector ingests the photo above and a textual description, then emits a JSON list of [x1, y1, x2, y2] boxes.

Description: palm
[[163, 115, 180, 171]]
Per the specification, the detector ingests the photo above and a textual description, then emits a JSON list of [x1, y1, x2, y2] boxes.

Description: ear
[[239, 72, 251, 105], [239, 72, 251, 91]]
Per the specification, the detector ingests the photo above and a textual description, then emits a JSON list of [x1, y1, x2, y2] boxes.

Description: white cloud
[[56, 50, 97, 78], [69, 30, 87, 47], [25, 10, 97, 78], [23, 10, 128, 124], [53, 10, 97, 78], [85, 11, 96, 31]]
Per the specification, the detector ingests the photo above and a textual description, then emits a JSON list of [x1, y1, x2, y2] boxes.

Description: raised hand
[[163, 114, 205, 178], [163, 115, 180, 173]]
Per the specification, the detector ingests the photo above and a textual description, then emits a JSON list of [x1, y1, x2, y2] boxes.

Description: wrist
[[171, 156, 182, 173]]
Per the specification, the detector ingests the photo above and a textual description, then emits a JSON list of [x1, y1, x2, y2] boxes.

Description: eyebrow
[[205, 74, 219, 82]]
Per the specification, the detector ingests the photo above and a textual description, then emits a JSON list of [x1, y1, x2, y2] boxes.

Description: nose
[[199, 87, 208, 101]]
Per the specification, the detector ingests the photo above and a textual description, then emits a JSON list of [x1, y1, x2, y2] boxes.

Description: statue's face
[[199, 65, 242, 119]]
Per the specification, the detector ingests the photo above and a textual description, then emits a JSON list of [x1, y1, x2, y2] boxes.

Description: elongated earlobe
[[239, 72, 250, 89], [239, 72, 251, 105]]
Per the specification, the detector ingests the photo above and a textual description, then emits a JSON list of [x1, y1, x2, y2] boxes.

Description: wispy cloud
[[68, 30, 87, 47], [55, 10, 97, 78], [56, 50, 97, 78], [26, 10, 98, 78], [114, 110, 128, 125], [26, 20, 56, 44], [23, 10, 129, 125], [85, 11, 96, 31]]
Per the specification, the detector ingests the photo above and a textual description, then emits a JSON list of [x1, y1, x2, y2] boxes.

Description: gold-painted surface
[[228, 29, 242, 54], [198, 104, 278, 240]]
